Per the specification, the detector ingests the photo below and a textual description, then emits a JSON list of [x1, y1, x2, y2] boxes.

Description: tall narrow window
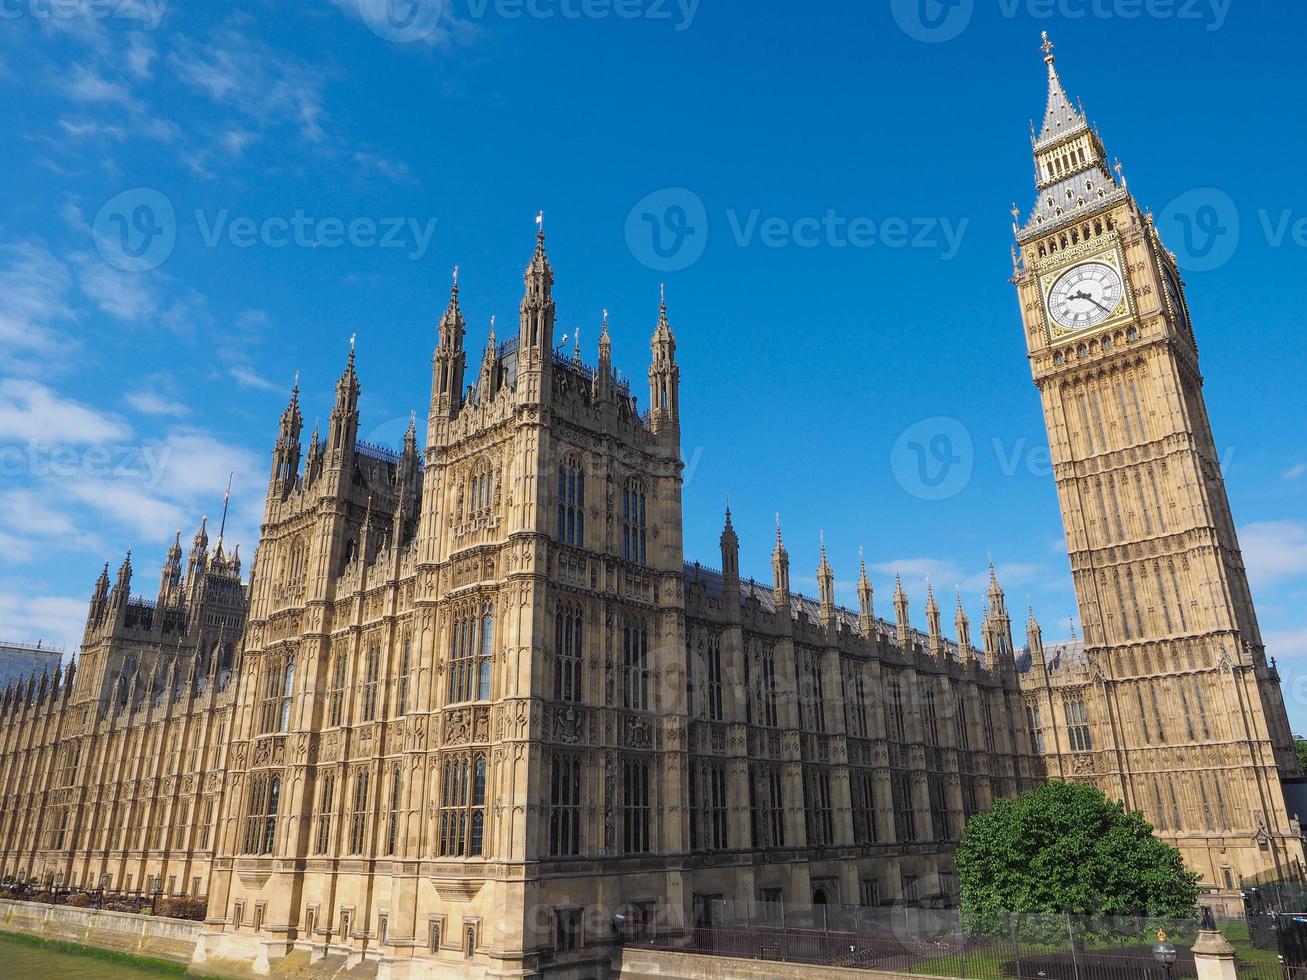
[[557, 456, 585, 547], [623, 759, 651, 853], [923, 686, 940, 746], [804, 771, 834, 846], [886, 674, 906, 742], [243, 774, 280, 855], [361, 643, 380, 722], [329, 651, 348, 727], [955, 694, 970, 750], [550, 755, 581, 857], [450, 606, 494, 704], [928, 773, 950, 840], [438, 755, 487, 857], [1063, 694, 1092, 752], [891, 772, 915, 843], [315, 774, 335, 855], [622, 479, 647, 564], [386, 766, 402, 855], [349, 771, 369, 855], [622, 622, 649, 711], [705, 635, 723, 722], [554, 604, 582, 702], [279, 655, 295, 732], [478, 604, 493, 701], [852, 673, 870, 739], [853, 771, 878, 844], [1025, 701, 1045, 754], [397, 633, 411, 715]]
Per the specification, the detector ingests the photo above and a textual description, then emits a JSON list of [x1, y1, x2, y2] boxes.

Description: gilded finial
[[349, 332, 357, 351], [1041, 31, 1055, 65]]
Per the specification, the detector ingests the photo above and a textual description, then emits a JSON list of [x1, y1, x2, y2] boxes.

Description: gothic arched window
[[553, 603, 582, 703], [622, 620, 649, 711], [556, 456, 585, 547], [622, 478, 647, 564]]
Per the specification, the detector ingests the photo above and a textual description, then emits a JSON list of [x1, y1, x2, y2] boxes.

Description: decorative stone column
[[1190, 907, 1239, 980]]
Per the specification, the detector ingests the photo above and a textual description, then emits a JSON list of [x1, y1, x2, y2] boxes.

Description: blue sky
[[1, 1, 1305, 726]]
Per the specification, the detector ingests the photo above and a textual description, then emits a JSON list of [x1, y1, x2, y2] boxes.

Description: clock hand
[[1071, 290, 1112, 314]]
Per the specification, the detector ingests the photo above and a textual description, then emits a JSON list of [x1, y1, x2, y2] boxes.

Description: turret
[[479, 317, 499, 403], [771, 516, 790, 612], [517, 220, 555, 405], [817, 533, 836, 629], [328, 342, 360, 459], [894, 573, 910, 650], [110, 550, 133, 614], [925, 581, 943, 657], [856, 552, 874, 638], [648, 285, 680, 436], [88, 562, 110, 629], [431, 268, 467, 421], [983, 564, 1014, 665], [271, 380, 303, 491], [719, 504, 740, 598], [158, 531, 182, 599], [1026, 606, 1044, 661], [596, 310, 613, 401], [955, 590, 974, 663]]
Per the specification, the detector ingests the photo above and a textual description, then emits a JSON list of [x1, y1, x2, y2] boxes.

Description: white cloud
[[74, 255, 160, 322], [126, 391, 190, 417], [0, 242, 78, 362], [64, 63, 137, 107], [1267, 627, 1307, 663], [1284, 463, 1307, 482], [0, 590, 88, 660], [169, 32, 328, 142], [1241, 520, 1307, 590], [0, 379, 129, 445]]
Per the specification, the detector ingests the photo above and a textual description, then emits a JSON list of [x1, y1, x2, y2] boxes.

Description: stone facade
[[0, 35, 1300, 980]]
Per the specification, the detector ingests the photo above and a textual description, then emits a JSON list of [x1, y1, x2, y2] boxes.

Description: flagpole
[[218, 471, 233, 543]]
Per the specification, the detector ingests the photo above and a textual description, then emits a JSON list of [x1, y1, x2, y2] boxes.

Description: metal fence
[[0, 882, 208, 920], [622, 902, 1229, 978]]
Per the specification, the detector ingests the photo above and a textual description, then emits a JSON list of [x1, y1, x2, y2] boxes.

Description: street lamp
[[1152, 929, 1177, 980]]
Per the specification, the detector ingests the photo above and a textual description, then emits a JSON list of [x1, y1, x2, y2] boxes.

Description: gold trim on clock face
[[1041, 249, 1132, 343]]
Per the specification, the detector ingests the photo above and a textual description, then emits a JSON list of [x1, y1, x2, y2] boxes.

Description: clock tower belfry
[[1013, 34, 1304, 890]]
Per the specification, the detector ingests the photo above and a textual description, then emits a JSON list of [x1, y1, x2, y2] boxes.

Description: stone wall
[[0, 896, 202, 965]]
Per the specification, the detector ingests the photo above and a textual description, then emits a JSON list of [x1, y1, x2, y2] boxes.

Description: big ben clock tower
[[1013, 34, 1305, 891]]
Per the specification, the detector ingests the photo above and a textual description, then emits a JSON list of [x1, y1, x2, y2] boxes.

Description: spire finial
[[536, 210, 544, 241], [1041, 30, 1055, 65], [350, 332, 356, 352], [775, 512, 782, 541], [293, 369, 300, 392], [453, 264, 459, 286]]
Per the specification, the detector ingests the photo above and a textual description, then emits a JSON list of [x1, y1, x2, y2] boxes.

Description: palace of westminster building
[[0, 37, 1301, 979]]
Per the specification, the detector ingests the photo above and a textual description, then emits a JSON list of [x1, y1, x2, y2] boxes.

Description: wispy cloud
[[169, 31, 329, 142], [0, 242, 78, 365], [1284, 463, 1307, 482], [0, 379, 128, 445], [126, 390, 190, 417], [1241, 520, 1307, 590]]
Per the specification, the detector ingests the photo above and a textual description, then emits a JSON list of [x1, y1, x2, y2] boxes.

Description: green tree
[[1294, 739, 1307, 773], [956, 781, 1199, 938]]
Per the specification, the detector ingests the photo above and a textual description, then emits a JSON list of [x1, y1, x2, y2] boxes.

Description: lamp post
[[1152, 929, 1177, 980]]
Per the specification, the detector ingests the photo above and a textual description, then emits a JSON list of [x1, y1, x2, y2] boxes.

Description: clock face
[[1047, 261, 1126, 332]]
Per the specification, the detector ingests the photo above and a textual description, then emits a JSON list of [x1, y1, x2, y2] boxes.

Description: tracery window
[[622, 479, 647, 564], [1025, 700, 1045, 754], [891, 771, 915, 843], [623, 758, 651, 853], [622, 620, 649, 711], [328, 650, 348, 727], [704, 633, 723, 721], [886, 673, 906, 742], [852, 770, 878, 844], [557, 456, 585, 547], [449, 604, 494, 704], [258, 653, 295, 735], [554, 603, 582, 703], [349, 770, 370, 855], [361, 642, 380, 722], [468, 461, 494, 515], [804, 770, 834, 846], [397, 632, 411, 715], [438, 754, 487, 858], [549, 754, 581, 857], [243, 773, 281, 855], [1063, 694, 1092, 752], [314, 773, 335, 855], [385, 765, 402, 855]]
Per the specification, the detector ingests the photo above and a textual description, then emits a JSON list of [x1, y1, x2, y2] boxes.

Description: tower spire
[[856, 548, 874, 637], [432, 266, 468, 421]]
